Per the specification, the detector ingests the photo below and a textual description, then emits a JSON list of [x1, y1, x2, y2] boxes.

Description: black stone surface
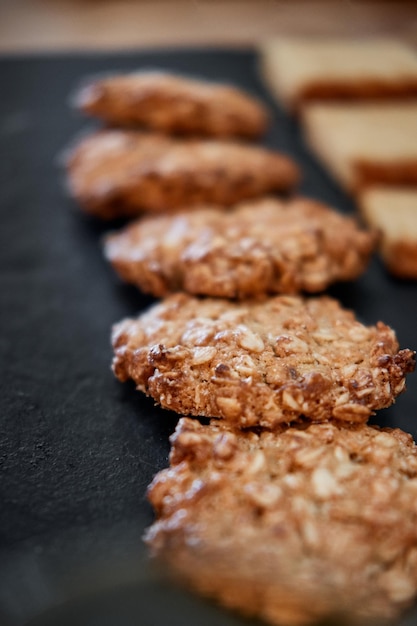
[[0, 49, 416, 626]]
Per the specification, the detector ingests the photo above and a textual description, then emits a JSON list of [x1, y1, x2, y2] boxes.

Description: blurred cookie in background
[[301, 103, 417, 192], [65, 129, 299, 219], [74, 71, 269, 139], [260, 38, 417, 112], [360, 186, 417, 278]]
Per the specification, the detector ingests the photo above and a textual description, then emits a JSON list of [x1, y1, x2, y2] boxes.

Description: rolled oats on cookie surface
[[104, 196, 376, 298], [112, 293, 415, 428], [146, 417, 417, 625]]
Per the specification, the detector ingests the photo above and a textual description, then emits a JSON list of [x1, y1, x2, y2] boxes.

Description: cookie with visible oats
[[65, 130, 299, 219], [74, 71, 269, 139], [112, 293, 415, 427], [146, 417, 417, 626], [104, 196, 376, 298]]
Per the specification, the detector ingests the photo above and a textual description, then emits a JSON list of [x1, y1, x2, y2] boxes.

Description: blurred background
[[1, 0, 417, 52]]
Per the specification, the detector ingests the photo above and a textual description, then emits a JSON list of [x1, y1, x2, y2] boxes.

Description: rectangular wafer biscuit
[[301, 103, 417, 192], [259, 38, 417, 111], [360, 187, 417, 278]]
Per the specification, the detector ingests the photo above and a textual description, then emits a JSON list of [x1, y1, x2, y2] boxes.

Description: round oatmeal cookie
[[146, 418, 417, 625], [112, 293, 415, 427], [74, 71, 269, 139], [104, 197, 376, 298], [65, 130, 299, 219]]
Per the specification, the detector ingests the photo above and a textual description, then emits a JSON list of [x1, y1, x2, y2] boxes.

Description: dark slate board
[[0, 49, 416, 626]]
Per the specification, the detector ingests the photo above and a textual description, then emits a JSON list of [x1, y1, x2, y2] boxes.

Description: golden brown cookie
[[112, 293, 415, 427], [104, 196, 376, 298], [360, 187, 417, 279], [146, 417, 417, 625], [301, 103, 417, 192], [74, 71, 269, 138], [65, 130, 299, 219], [260, 38, 417, 112]]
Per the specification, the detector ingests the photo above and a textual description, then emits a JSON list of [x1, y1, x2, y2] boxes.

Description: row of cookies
[[111, 292, 415, 625], [66, 71, 416, 625], [260, 37, 417, 278], [66, 71, 297, 218], [66, 71, 378, 298]]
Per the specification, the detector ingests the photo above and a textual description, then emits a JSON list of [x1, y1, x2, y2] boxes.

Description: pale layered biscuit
[[260, 38, 417, 111], [302, 103, 417, 191], [104, 197, 376, 298], [360, 187, 417, 278], [146, 417, 417, 625], [112, 293, 415, 428], [74, 71, 269, 138], [65, 130, 299, 219]]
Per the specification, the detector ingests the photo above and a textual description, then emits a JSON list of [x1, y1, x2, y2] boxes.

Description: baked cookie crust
[[112, 293, 415, 427], [146, 417, 417, 625], [74, 71, 269, 138], [104, 197, 376, 298], [65, 130, 299, 219]]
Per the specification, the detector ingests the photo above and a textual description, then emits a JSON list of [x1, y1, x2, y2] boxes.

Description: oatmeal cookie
[[65, 130, 299, 219], [112, 293, 415, 427], [104, 196, 376, 298], [146, 417, 417, 625], [74, 71, 269, 138]]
